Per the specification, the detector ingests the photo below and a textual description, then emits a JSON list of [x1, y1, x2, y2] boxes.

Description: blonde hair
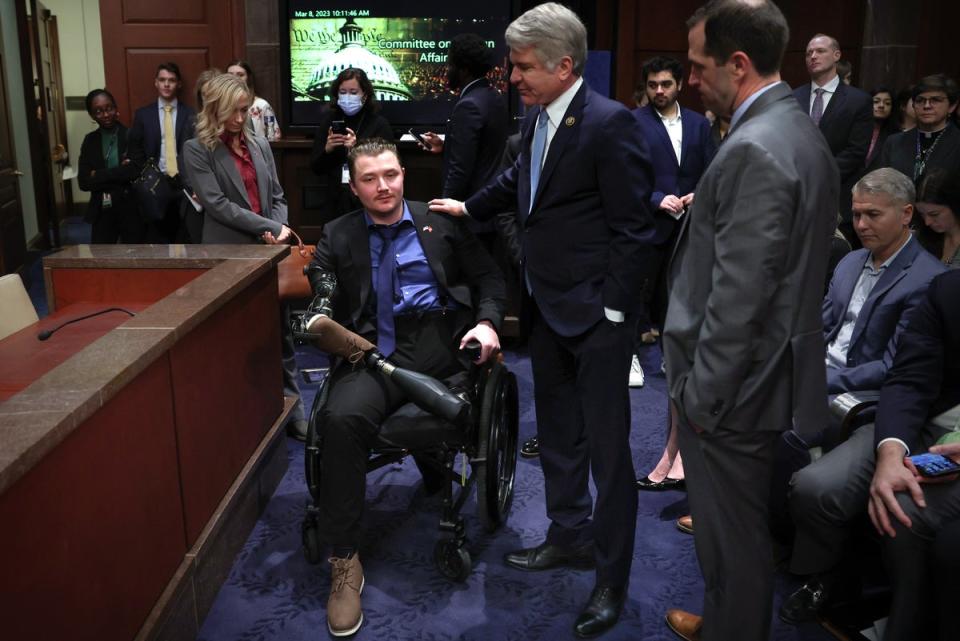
[[195, 73, 253, 150]]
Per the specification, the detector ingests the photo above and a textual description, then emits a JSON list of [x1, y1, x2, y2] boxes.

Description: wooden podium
[[0, 245, 295, 641]]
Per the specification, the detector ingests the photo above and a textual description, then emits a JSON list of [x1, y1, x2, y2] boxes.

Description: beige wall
[[45, 0, 105, 205]]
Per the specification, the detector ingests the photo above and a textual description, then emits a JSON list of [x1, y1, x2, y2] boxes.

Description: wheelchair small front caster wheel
[[302, 520, 322, 565], [434, 539, 471, 581]]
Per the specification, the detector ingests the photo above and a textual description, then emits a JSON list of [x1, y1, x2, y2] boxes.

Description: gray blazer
[[183, 134, 287, 244], [663, 82, 840, 439]]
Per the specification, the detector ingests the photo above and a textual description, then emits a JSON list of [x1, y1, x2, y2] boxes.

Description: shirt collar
[[730, 80, 781, 130], [364, 200, 413, 229], [158, 98, 179, 110], [865, 234, 912, 273], [656, 103, 682, 124], [542, 76, 584, 128], [459, 78, 483, 98], [812, 74, 840, 94]]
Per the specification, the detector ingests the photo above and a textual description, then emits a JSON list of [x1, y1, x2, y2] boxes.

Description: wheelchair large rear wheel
[[476, 363, 519, 532]]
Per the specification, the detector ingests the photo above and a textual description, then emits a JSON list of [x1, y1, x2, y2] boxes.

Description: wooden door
[[99, 0, 247, 121], [0, 28, 27, 275], [36, 2, 69, 241]]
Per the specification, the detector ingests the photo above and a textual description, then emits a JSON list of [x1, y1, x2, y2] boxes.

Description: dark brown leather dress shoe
[[665, 609, 702, 641], [504, 541, 594, 571], [676, 515, 693, 534]]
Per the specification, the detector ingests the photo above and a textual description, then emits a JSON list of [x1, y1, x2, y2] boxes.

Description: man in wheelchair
[[302, 138, 505, 637]]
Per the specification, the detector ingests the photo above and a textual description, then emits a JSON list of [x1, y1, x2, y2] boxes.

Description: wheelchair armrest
[[830, 391, 881, 440]]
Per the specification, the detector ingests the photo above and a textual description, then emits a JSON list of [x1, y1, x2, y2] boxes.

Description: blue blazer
[[465, 82, 656, 337], [127, 100, 196, 182], [875, 270, 960, 450], [822, 238, 946, 394], [633, 105, 716, 245]]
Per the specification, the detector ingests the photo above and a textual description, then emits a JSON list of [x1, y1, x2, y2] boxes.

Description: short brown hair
[[687, 0, 789, 76], [347, 138, 400, 180]]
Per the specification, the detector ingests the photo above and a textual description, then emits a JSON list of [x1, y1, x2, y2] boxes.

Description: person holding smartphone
[[310, 67, 393, 224], [865, 269, 960, 641]]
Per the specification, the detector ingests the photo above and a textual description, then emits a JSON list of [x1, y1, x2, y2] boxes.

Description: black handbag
[[132, 158, 173, 222]]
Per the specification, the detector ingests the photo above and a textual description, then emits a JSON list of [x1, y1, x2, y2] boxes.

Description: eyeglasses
[[914, 95, 948, 107]]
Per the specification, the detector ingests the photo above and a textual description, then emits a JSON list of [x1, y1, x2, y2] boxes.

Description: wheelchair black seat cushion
[[375, 402, 470, 450]]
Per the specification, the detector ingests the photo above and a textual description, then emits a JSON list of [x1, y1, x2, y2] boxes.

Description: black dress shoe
[[504, 541, 594, 571], [779, 578, 832, 624], [520, 436, 540, 458], [574, 584, 626, 638], [636, 476, 685, 491]]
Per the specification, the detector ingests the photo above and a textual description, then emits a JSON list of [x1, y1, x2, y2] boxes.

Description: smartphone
[[909, 453, 960, 478], [331, 120, 347, 135], [408, 128, 428, 146]]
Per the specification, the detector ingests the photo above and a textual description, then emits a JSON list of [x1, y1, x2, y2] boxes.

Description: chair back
[[0, 273, 40, 341]]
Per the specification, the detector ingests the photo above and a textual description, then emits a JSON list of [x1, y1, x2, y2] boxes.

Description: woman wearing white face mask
[[310, 67, 394, 222]]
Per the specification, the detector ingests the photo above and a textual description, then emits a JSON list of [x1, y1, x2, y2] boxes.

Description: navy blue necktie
[[375, 226, 399, 357]]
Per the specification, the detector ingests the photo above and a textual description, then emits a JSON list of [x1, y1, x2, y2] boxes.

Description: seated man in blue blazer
[[868, 269, 960, 641], [780, 167, 946, 624], [632, 55, 715, 387]]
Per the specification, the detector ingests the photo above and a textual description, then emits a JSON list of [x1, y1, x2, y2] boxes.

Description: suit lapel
[[531, 83, 586, 212], [248, 137, 271, 215], [518, 108, 537, 218], [678, 108, 693, 168], [409, 202, 447, 288], [213, 145, 251, 209], [819, 82, 846, 129], [645, 106, 678, 166], [849, 241, 918, 347], [347, 213, 373, 314], [826, 251, 867, 341]]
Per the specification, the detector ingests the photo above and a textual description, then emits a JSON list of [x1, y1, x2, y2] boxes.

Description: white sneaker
[[629, 355, 645, 388]]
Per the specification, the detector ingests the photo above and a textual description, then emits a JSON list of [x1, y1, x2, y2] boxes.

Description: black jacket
[[310, 200, 505, 344], [77, 125, 139, 223], [879, 123, 960, 184]]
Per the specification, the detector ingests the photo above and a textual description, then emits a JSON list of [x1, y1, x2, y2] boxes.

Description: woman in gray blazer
[[183, 73, 307, 437]]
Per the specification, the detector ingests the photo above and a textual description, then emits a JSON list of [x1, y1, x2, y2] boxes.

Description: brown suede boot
[[327, 553, 364, 636]]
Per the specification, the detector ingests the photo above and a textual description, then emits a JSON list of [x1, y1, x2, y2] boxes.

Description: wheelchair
[[299, 345, 520, 582]]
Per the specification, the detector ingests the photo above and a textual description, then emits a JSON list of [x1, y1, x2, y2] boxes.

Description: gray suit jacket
[[663, 82, 840, 438], [183, 134, 287, 244]]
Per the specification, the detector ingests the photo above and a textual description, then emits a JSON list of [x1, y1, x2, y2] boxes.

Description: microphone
[[37, 307, 136, 341]]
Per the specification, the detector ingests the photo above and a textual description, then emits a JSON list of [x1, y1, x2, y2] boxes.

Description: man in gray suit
[[662, 2, 839, 640]]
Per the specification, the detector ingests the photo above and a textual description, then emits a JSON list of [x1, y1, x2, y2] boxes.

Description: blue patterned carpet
[[198, 344, 834, 641]]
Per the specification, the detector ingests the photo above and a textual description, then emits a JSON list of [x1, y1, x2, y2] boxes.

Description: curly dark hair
[[447, 33, 493, 78], [328, 67, 379, 114], [84, 88, 117, 115]]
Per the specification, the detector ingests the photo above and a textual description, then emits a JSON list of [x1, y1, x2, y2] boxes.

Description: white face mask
[[338, 93, 363, 116]]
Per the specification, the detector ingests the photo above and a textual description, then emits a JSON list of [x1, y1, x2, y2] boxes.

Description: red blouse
[[221, 132, 262, 215]]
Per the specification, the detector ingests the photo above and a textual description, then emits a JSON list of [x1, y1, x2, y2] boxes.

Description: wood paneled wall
[[98, 0, 246, 121]]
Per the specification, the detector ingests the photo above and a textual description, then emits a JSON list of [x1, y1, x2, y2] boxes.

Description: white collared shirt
[[809, 74, 840, 116], [157, 98, 179, 174], [657, 103, 683, 164], [533, 76, 584, 171]]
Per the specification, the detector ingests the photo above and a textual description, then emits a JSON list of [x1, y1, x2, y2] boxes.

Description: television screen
[[283, 0, 513, 132]]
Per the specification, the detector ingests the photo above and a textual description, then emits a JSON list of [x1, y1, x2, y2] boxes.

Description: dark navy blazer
[[465, 82, 656, 337], [822, 238, 945, 394], [875, 269, 960, 450], [633, 104, 715, 245], [127, 99, 196, 182]]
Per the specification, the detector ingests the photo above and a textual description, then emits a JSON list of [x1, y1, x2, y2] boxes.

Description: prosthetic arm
[[295, 265, 472, 426]]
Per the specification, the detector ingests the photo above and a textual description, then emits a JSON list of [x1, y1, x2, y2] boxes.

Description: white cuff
[[877, 437, 910, 457], [604, 307, 625, 323]]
